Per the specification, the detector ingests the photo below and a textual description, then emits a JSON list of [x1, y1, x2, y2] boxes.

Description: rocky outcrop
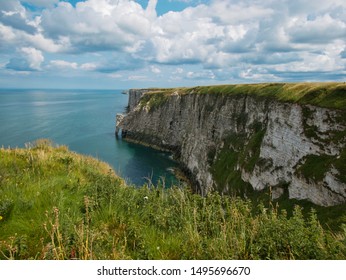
[[118, 84, 346, 206], [127, 89, 148, 111], [115, 113, 125, 136]]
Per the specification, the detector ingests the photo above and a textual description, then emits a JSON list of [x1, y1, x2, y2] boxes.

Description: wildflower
[[144, 196, 149, 200], [0, 215, 3, 221]]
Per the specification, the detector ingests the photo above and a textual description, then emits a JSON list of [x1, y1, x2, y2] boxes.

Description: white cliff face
[[120, 90, 346, 206], [128, 89, 148, 111], [241, 103, 345, 206]]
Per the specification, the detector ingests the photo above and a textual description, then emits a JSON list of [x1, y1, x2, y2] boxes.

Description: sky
[[0, 0, 345, 89]]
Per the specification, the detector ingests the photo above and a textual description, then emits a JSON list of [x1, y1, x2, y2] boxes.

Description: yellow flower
[[0, 216, 3, 221]]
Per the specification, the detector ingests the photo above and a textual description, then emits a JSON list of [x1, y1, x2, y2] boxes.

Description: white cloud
[[0, 22, 16, 41], [1, 0, 346, 85], [209, 1, 274, 24], [239, 67, 279, 81], [0, 0, 37, 34], [21, 47, 44, 70], [186, 70, 216, 80], [288, 14, 346, 44], [50, 60, 78, 69], [6, 47, 44, 71], [150, 65, 161, 73], [40, 0, 152, 53], [81, 62, 98, 71], [145, 0, 158, 19], [273, 52, 344, 73]]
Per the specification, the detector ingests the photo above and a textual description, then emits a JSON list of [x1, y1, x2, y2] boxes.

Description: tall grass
[[1, 140, 345, 259]]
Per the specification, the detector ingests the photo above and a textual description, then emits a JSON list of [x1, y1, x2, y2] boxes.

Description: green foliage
[[0, 199, 14, 220], [210, 133, 247, 195], [251, 206, 344, 259], [295, 151, 346, 184], [210, 122, 266, 196], [139, 91, 171, 111], [0, 141, 345, 260], [296, 154, 336, 183]]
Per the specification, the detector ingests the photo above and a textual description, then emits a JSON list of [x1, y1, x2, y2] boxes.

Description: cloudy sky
[[0, 0, 345, 89]]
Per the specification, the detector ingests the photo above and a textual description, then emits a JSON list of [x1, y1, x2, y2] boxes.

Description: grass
[[188, 82, 346, 110], [1, 140, 346, 259], [139, 82, 346, 110], [139, 89, 182, 112]]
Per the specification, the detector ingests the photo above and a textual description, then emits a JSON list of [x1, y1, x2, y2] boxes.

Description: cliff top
[[142, 82, 346, 110]]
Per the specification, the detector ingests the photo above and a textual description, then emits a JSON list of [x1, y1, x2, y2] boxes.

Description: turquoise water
[[0, 89, 178, 186]]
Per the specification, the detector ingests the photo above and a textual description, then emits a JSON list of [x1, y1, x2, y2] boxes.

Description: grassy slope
[[141, 82, 346, 110], [1, 140, 346, 260]]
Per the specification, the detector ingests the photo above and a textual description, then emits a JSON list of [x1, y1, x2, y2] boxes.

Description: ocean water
[[0, 89, 179, 186]]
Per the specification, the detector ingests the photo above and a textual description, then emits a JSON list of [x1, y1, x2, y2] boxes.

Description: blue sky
[[0, 0, 345, 89]]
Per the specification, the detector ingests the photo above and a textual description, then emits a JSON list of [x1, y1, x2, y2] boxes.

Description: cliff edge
[[118, 83, 346, 206]]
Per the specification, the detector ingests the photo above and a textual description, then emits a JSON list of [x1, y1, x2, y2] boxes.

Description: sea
[[0, 89, 179, 187]]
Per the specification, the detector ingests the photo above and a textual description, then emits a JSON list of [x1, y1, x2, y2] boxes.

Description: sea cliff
[[118, 83, 346, 206]]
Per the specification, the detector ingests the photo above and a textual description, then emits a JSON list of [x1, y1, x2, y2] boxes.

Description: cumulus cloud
[[40, 0, 152, 53], [288, 14, 346, 44], [80, 62, 98, 71], [0, 1, 37, 34], [6, 47, 44, 71], [1, 0, 346, 84], [0, 23, 16, 44], [239, 67, 278, 82], [49, 59, 78, 69]]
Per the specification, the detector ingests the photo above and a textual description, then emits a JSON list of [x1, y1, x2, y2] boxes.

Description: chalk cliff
[[118, 83, 346, 206]]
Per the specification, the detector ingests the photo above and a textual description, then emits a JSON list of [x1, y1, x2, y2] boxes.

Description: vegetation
[[187, 82, 346, 110], [1, 140, 346, 260], [139, 82, 346, 111], [296, 154, 336, 183], [139, 89, 177, 112], [210, 122, 266, 196]]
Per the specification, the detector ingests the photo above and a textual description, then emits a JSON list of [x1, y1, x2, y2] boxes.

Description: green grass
[[139, 91, 170, 112], [140, 82, 346, 110], [1, 140, 346, 260], [189, 82, 346, 110]]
